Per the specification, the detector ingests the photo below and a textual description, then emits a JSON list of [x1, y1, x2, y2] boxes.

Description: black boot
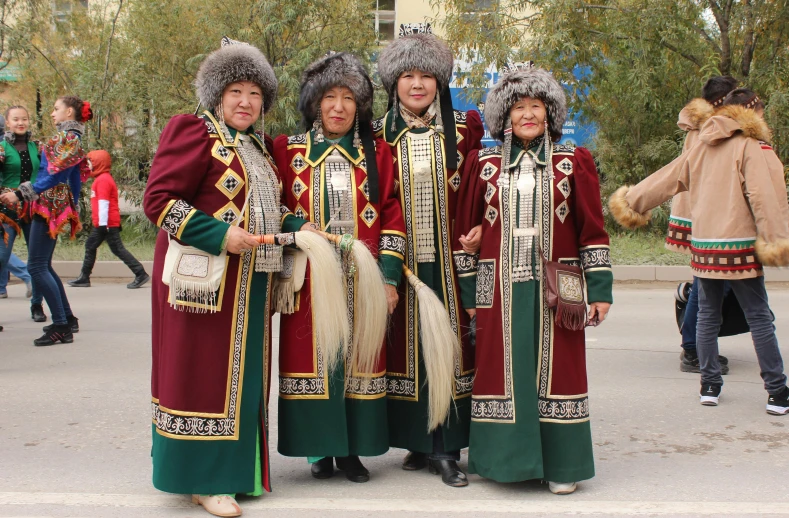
[[428, 460, 468, 487], [335, 455, 370, 483], [43, 315, 79, 334], [30, 303, 47, 323], [402, 451, 428, 471], [68, 273, 91, 288], [310, 456, 334, 479], [33, 324, 73, 346], [127, 273, 151, 289]]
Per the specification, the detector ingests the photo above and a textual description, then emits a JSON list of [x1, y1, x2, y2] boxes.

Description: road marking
[[2, 493, 789, 515]]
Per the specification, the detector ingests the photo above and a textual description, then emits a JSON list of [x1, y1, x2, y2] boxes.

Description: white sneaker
[[548, 481, 577, 495], [700, 384, 721, 406]]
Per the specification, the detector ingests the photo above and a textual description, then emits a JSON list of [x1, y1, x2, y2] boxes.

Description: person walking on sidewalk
[[611, 88, 789, 415], [68, 150, 149, 289], [0, 105, 47, 321]]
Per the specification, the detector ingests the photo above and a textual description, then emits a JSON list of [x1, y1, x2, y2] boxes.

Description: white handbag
[[161, 195, 249, 312]]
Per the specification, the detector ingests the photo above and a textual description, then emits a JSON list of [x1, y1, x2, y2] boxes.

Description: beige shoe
[[191, 494, 242, 517], [548, 481, 577, 495]]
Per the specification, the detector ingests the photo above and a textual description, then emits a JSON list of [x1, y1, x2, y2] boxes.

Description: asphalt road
[[2, 280, 789, 517]]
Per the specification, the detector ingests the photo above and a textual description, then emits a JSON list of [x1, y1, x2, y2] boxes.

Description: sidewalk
[[46, 261, 789, 282]]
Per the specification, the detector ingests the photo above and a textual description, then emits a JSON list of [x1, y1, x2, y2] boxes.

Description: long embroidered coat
[[453, 141, 613, 483], [374, 109, 483, 453], [143, 112, 303, 495], [273, 130, 405, 457]]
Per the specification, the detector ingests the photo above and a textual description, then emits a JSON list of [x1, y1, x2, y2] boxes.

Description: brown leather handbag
[[542, 254, 587, 331]]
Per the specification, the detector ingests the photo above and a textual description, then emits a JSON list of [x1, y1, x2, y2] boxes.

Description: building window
[[373, 0, 395, 43]]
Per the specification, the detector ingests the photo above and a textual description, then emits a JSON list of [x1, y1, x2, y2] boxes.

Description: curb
[[48, 261, 789, 282]]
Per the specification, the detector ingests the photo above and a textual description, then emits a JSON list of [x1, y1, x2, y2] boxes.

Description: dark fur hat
[[196, 39, 278, 113], [378, 33, 454, 94], [298, 52, 374, 129], [485, 67, 567, 141]]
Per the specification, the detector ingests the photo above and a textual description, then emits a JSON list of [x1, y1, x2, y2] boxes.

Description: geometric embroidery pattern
[[557, 176, 571, 199], [211, 140, 234, 166], [215, 169, 244, 199], [555, 200, 570, 224], [291, 153, 309, 174], [485, 182, 496, 204], [480, 162, 498, 181], [448, 171, 462, 192], [360, 178, 370, 200], [556, 157, 573, 175], [293, 204, 307, 220], [292, 176, 308, 200], [485, 204, 498, 226], [214, 201, 241, 225], [360, 203, 378, 228]]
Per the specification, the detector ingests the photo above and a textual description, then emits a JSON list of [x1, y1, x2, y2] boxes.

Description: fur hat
[[378, 32, 454, 94], [196, 38, 278, 114], [485, 67, 567, 141], [298, 52, 374, 128]]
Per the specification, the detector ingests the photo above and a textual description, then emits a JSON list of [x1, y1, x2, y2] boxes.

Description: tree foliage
[[436, 0, 789, 230], [1, 0, 380, 212]]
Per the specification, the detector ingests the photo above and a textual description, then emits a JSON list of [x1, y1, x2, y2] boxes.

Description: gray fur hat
[[196, 39, 278, 113], [378, 33, 454, 94], [485, 67, 567, 141], [298, 52, 374, 127]]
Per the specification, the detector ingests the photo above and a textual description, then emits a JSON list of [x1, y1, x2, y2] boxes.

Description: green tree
[[436, 0, 789, 229]]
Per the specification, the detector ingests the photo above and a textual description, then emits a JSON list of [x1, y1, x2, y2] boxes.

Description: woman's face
[[320, 86, 356, 136], [51, 100, 74, 125], [7, 108, 29, 135], [510, 97, 547, 143], [396, 69, 437, 115], [220, 81, 263, 131]]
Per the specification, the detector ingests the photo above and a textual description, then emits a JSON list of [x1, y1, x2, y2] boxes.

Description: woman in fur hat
[[453, 65, 613, 493], [143, 38, 308, 517], [374, 24, 483, 488], [610, 89, 789, 415], [273, 52, 405, 483]]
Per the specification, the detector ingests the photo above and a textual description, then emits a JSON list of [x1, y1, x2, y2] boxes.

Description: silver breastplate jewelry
[[408, 130, 436, 263], [236, 133, 282, 272], [325, 148, 355, 236], [510, 155, 541, 282]]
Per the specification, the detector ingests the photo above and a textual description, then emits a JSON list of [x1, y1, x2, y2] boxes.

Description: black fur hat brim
[[196, 44, 278, 113], [298, 53, 373, 129], [485, 68, 567, 141]]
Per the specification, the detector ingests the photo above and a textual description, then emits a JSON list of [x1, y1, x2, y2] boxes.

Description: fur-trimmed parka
[[484, 68, 567, 141], [610, 106, 789, 279], [196, 41, 278, 113], [664, 98, 717, 254]]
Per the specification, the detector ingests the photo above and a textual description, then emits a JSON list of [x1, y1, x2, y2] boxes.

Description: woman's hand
[[0, 191, 18, 205], [300, 222, 320, 233], [466, 308, 477, 318], [587, 302, 611, 326], [225, 226, 260, 254], [385, 284, 399, 314], [459, 225, 483, 254]]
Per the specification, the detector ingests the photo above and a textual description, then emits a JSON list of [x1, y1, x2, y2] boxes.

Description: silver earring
[[390, 89, 398, 133], [353, 114, 361, 149], [313, 109, 325, 143], [434, 95, 444, 134], [217, 103, 225, 124]]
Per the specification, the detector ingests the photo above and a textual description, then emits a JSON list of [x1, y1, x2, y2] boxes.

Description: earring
[[259, 106, 265, 135], [216, 103, 225, 124], [353, 114, 361, 149], [313, 108, 324, 143], [434, 95, 444, 134], [390, 89, 399, 133]]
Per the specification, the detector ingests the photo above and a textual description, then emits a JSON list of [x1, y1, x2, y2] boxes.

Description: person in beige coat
[[670, 77, 739, 375], [609, 88, 789, 415]]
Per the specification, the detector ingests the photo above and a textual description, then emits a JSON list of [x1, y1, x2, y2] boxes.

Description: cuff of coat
[[17, 182, 36, 202], [586, 270, 614, 304], [458, 273, 477, 309], [177, 210, 231, 256], [378, 253, 403, 287], [282, 213, 308, 234]]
